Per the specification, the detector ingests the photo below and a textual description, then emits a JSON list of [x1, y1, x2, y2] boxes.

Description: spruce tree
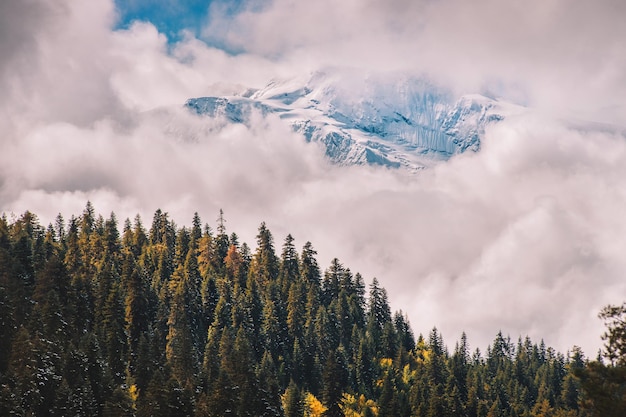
[[283, 380, 303, 417], [322, 348, 349, 417], [249, 222, 279, 286], [166, 268, 196, 387], [279, 234, 300, 293]]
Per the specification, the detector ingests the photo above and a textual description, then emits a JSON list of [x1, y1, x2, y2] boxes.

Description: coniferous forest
[[0, 204, 624, 416]]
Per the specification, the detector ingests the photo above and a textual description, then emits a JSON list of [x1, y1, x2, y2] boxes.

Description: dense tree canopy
[[575, 304, 626, 417], [0, 204, 614, 416]]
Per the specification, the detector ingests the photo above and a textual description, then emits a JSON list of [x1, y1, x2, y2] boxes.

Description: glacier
[[185, 71, 521, 171]]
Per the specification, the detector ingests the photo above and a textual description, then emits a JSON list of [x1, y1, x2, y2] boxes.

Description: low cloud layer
[[1, 0, 625, 355]]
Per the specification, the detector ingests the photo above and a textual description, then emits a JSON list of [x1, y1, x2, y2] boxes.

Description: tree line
[[0, 203, 623, 416]]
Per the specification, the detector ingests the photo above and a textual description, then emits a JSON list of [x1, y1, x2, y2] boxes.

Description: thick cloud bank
[[1, 0, 625, 355]]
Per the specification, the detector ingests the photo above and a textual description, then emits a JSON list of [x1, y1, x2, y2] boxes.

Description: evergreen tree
[[0, 206, 603, 417], [257, 350, 282, 417], [8, 326, 44, 415], [191, 212, 203, 243], [138, 370, 171, 417], [280, 234, 300, 292], [450, 332, 470, 402], [123, 251, 150, 377], [283, 380, 304, 417], [207, 328, 237, 417], [322, 348, 349, 417], [379, 367, 398, 417], [102, 281, 127, 384], [599, 303, 626, 365], [102, 385, 134, 417], [242, 275, 265, 360], [183, 243, 205, 358], [301, 241, 321, 287], [287, 280, 306, 342], [356, 337, 374, 397], [322, 258, 344, 305], [249, 222, 279, 286], [212, 209, 230, 275], [367, 277, 392, 356], [231, 326, 263, 416]]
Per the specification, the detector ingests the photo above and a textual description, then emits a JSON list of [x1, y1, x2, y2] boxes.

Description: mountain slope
[[186, 71, 522, 170]]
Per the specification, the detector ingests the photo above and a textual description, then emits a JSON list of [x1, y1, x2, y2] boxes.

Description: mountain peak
[[187, 71, 522, 170]]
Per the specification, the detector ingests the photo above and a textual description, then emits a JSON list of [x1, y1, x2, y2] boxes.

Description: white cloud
[[1, 0, 625, 356], [207, 0, 626, 124]]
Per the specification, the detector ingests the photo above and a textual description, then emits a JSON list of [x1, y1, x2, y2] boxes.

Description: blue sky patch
[[113, 0, 247, 43]]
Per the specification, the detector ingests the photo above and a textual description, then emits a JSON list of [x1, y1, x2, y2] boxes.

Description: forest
[[0, 203, 624, 416]]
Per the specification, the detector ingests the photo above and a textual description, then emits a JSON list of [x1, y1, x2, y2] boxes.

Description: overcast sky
[[1, 0, 626, 356]]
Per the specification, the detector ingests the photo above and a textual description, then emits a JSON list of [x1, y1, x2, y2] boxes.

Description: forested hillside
[[0, 204, 610, 416]]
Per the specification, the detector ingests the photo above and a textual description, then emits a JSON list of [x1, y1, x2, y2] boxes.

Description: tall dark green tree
[[166, 267, 196, 387], [249, 222, 279, 286], [367, 277, 392, 356], [283, 379, 303, 417], [300, 241, 321, 287], [122, 251, 150, 377], [212, 209, 230, 276], [279, 234, 300, 292], [576, 303, 626, 417], [322, 347, 349, 417]]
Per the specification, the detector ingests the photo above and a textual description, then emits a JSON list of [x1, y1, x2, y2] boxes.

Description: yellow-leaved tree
[[303, 392, 327, 417], [340, 393, 379, 417]]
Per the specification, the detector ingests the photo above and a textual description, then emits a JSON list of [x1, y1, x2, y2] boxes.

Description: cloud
[[1, 0, 626, 356], [310, 117, 626, 353], [0, 0, 127, 151], [207, 0, 626, 124]]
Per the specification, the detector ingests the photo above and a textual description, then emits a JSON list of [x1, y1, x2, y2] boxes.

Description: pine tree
[[349, 273, 367, 329], [301, 241, 321, 287], [263, 293, 286, 361], [225, 244, 246, 289], [183, 242, 205, 357], [379, 367, 398, 417], [212, 209, 230, 276], [240, 275, 265, 360], [257, 350, 282, 417], [322, 348, 349, 417], [166, 267, 196, 387], [8, 326, 43, 415], [395, 311, 416, 354], [191, 212, 203, 243], [138, 369, 171, 417], [202, 325, 221, 391], [249, 222, 279, 286], [206, 328, 236, 417], [0, 284, 15, 373], [174, 226, 191, 268], [283, 380, 304, 417], [287, 280, 306, 342], [102, 281, 127, 384], [280, 234, 300, 292], [201, 274, 219, 333], [356, 336, 374, 397], [367, 277, 392, 356], [450, 332, 470, 402], [123, 251, 150, 377], [231, 326, 263, 416], [322, 258, 344, 305], [102, 385, 134, 417]]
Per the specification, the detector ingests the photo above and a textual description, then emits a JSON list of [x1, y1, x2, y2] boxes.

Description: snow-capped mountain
[[185, 71, 522, 170]]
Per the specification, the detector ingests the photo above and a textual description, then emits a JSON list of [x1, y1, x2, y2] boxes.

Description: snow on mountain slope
[[185, 71, 522, 170]]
